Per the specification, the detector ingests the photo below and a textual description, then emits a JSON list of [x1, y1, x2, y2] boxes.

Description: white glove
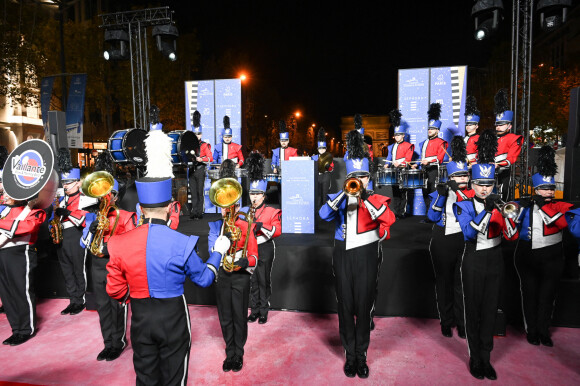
[[212, 235, 231, 256]]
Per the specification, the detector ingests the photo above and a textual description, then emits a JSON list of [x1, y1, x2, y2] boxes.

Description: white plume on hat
[[144, 130, 174, 178]]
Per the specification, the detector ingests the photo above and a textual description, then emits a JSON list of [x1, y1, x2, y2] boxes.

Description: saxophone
[[49, 194, 64, 244]]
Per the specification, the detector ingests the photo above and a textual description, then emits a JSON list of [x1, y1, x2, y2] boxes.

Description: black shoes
[[469, 358, 484, 380], [343, 361, 357, 378], [526, 333, 540, 346], [258, 316, 268, 324], [2, 335, 16, 345], [3, 333, 34, 346], [222, 358, 233, 372], [357, 359, 370, 378], [441, 325, 453, 338], [247, 314, 259, 323], [69, 303, 85, 315], [457, 326, 466, 339], [483, 362, 497, 380], [97, 348, 110, 361], [231, 356, 243, 372], [539, 335, 553, 347], [107, 347, 124, 361], [61, 304, 74, 315]]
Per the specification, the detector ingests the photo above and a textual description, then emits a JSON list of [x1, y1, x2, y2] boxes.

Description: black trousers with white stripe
[[250, 240, 275, 317], [131, 296, 191, 386], [514, 241, 564, 337], [461, 242, 503, 363], [0, 245, 36, 336], [57, 227, 87, 305], [216, 268, 251, 359], [429, 225, 465, 328], [333, 240, 380, 363], [91, 254, 127, 350]]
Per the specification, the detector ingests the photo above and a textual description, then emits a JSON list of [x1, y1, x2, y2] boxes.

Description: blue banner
[[281, 159, 315, 234], [65, 74, 87, 148], [215, 79, 242, 145], [40, 76, 55, 138]]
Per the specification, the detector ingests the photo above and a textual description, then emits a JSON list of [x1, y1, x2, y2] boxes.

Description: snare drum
[[168, 130, 197, 164], [265, 173, 281, 183], [437, 163, 448, 184], [235, 168, 248, 178], [108, 129, 147, 165], [400, 169, 427, 189], [376, 168, 399, 186]]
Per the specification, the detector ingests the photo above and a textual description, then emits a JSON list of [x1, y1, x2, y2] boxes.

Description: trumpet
[[82, 171, 120, 257], [209, 177, 253, 272], [343, 177, 363, 197], [49, 194, 63, 244], [495, 198, 520, 219]]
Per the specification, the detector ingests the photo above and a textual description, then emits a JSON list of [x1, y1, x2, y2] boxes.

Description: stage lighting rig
[[537, 0, 572, 32], [103, 29, 129, 61], [471, 0, 504, 40], [152, 24, 178, 61]]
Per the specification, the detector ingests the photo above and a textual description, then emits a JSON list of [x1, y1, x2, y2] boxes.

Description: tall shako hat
[[247, 152, 267, 193], [317, 127, 327, 148], [57, 147, 79, 182], [192, 110, 202, 134], [532, 145, 557, 189], [447, 136, 469, 176], [494, 88, 513, 125], [223, 115, 232, 137], [472, 129, 497, 185], [345, 129, 370, 177], [390, 109, 406, 135], [428, 103, 442, 130], [0, 146, 8, 182], [465, 95, 481, 125], [279, 120, 289, 140], [135, 129, 175, 208], [354, 113, 364, 135]]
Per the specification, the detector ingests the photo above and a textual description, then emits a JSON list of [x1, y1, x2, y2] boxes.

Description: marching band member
[[208, 160, 258, 373], [271, 120, 299, 174], [427, 136, 474, 339], [213, 115, 244, 168], [53, 162, 89, 316], [494, 89, 523, 201], [245, 152, 282, 324], [136, 200, 180, 230], [414, 103, 448, 210], [319, 134, 395, 379], [106, 129, 225, 385], [464, 95, 480, 165], [81, 152, 137, 362], [311, 127, 334, 210], [385, 109, 414, 218], [513, 146, 573, 347], [189, 110, 213, 220], [453, 129, 519, 380], [343, 114, 374, 160]]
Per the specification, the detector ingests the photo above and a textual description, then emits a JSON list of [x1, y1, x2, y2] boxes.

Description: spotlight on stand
[[537, 0, 571, 32], [152, 24, 178, 61], [103, 29, 129, 61], [471, 0, 504, 41]]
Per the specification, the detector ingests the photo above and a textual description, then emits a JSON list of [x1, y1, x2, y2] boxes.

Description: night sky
[[164, 1, 508, 129]]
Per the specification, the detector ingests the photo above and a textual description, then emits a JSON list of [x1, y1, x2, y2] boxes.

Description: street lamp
[[240, 73, 247, 82]]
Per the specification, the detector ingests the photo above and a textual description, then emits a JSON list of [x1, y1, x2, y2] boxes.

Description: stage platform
[[34, 208, 580, 328]]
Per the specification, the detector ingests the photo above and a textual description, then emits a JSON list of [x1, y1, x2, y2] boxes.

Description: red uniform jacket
[[0, 204, 46, 248], [166, 201, 181, 230], [105, 208, 137, 243], [59, 191, 88, 229], [495, 133, 523, 167], [215, 142, 244, 166], [252, 204, 282, 245], [420, 137, 448, 165], [199, 142, 213, 163], [388, 141, 414, 167], [465, 134, 479, 164]]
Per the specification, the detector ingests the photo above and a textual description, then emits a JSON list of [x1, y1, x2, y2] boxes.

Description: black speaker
[[564, 87, 580, 201]]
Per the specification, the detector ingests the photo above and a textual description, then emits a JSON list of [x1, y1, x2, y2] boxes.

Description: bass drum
[[108, 129, 147, 165], [168, 130, 198, 164]]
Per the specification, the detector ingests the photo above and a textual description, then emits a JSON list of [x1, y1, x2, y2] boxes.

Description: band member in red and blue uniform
[[311, 127, 334, 210], [188, 110, 213, 220], [53, 167, 89, 315], [427, 137, 474, 339], [512, 146, 573, 347], [385, 109, 414, 218], [82, 175, 137, 362], [244, 175, 281, 325], [271, 120, 299, 175], [464, 95, 480, 165], [414, 103, 448, 210], [453, 133, 519, 380], [213, 116, 244, 168], [106, 140, 226, 384], [493, 89, 523, 201], [319, 148, 396, 379], [208, 162, 259, 373]]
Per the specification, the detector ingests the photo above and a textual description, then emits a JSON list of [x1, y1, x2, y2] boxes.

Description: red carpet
[[0, 298, 579, 385]]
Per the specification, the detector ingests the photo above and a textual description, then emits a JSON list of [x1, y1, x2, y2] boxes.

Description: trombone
[[495, 198, 520, 219]]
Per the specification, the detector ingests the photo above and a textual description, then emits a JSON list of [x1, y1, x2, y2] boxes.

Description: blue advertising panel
[[65, 74, 87, 148], [40, 76, 55, 138], [281, 159, 315, 234], [430, 67, 453, 158], [215, 79, 242, 145]]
